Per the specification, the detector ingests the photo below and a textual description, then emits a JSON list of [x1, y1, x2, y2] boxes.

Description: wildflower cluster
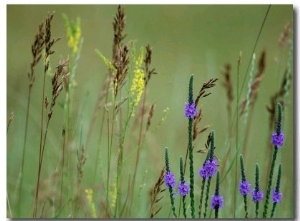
[[185, 102, 197, 118], [164, 171, 176, 189], [252, 188, 264, 203], [164, 164, 190, 196], [271, 131, 284, 148], [211, 195, 224, 210], [199, 157, 218, 179], [272, 189, 282, 203], [178, 182, 190, 196], [239, 180, 251, 196]]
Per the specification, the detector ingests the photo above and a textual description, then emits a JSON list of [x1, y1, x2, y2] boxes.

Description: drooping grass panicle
[[149, 168, 166, 218], [113, 5, 127, 61], [164, 147, 177, 218], [17, 21, 45, 216], [34, 12, 60, 218], [144, 44, 157, 86], [221, 63, 234, 126], [211, 171, 224, 218], [28, 22, 45, 87], [239, 155, 250, 218], [278, 21, 292, 48], [266, 70, 292, 131], [270, 164, 282, 218], [252, 164, 264, 218], [263, 103, 284, 217], [113, 44, 130, 97], [266, 24, 293, 131], [194, 78, 218, 108], [192, 108, 210, 141]]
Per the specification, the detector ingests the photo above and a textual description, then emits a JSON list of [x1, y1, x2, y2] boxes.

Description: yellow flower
[[95, 49, 116, 72], [85, 188, 96, 218], [63, 14, 81, 55], [109, 178, 117, 210], [130, 47, 145, 107]]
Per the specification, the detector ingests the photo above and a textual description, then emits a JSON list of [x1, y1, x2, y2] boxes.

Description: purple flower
[[185, 102, 198, 118], [271, 131, 284, 148], [211, 195, 224, 210], [251, 188, 264, 203], [199, 158, 218, 179], [164, 171, 176, 188], [272, 189, 283, 203], [239, 180, 251, 196], [178, 182, 190, 196]]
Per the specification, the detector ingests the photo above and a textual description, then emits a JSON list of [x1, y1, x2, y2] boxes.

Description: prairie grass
[[7, 5, 293, 218]]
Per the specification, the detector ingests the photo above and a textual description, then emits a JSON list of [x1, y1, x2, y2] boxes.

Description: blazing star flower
[[178, 182, 190, 196], [164, 171, 176, 189], [239, 180, 251, 196], [199, 158, 218, 179], [252, 188, 264, 203], [272, 189, 283, 203], [211, 195, 224, 210], [185, 102, 198, 118], [271, 132, 284, 148]]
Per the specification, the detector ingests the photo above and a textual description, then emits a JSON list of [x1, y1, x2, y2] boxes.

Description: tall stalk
[[17, 22, 44, 217], [33, 12, 60, 217]]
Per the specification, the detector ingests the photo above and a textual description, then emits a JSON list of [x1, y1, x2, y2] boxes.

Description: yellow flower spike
[[62, 14, 81, 55], [130, 47, 145, 109], [95, 49, 116, 72], [109, 178, 117, 210], [85, 188, 97, 218]]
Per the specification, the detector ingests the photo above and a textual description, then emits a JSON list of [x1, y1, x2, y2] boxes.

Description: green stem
[[262, 148, 278, 218], [203, 177, 212, 218], [33, 59, 47, 218], [187, 75, 195, 218], [17, 85, 32, 217], [198, 178, 206, 218], [234, 52, 241, 218]]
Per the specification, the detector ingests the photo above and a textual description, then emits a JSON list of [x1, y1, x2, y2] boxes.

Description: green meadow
[[7, 5, 293, 218]]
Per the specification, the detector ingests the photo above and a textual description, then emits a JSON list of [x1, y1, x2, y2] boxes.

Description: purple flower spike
[[185, 102, 198, 119], [271, 131, 284, 148], [164, 171, 176, 188], [272, 189, 283, 203], [178, 182, 190, 196], [251, 188, 264, 203], [239, 180, 251, 196], [211, 195, 224, 210], [199, 158, 218, 179]]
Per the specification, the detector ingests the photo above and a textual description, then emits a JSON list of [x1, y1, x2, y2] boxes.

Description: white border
[[2, 2, 299, 220]]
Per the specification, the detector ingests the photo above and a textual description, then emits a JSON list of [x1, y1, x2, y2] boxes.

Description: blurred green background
[[7, 5, 293, 218]]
